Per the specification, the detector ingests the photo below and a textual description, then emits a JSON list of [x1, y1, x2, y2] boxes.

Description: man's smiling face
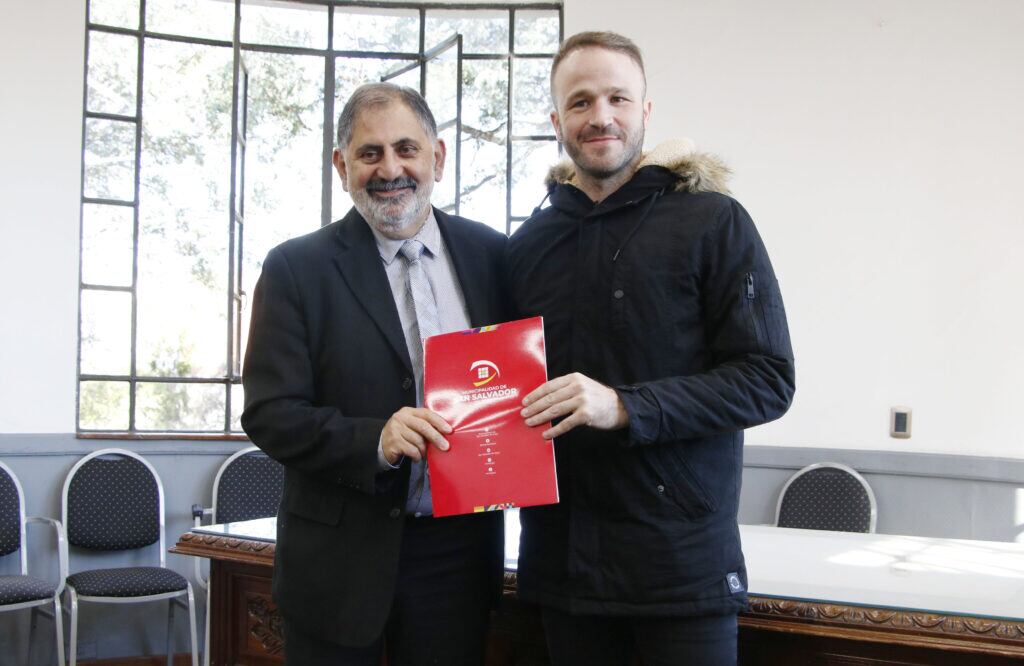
[[334, 101, 445, 239], [550, 46, 651, 182]]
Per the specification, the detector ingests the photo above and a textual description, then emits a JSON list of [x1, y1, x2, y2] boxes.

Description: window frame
[[77, 0, 563, 439]]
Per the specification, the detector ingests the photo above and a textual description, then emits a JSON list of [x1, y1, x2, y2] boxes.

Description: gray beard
[[352, 185, 432, 237]]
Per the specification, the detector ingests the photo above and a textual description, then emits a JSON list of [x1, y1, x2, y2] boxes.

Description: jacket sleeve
[[240, 246, 385, 492], [615, 199, 796, 445]]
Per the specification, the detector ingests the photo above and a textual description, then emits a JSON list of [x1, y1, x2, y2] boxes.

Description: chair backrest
[[775, 462, 877, 533], [212, 447, 284, 525], [0, 460, 27, 575], [62, 449, 165, 563]]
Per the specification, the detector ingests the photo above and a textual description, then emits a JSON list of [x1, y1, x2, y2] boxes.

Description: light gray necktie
[[399, 239, 437, 515]]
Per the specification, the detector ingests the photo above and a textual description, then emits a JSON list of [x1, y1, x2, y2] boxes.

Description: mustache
[[365, 177, 417, 193], [579, 126, 625, 141]]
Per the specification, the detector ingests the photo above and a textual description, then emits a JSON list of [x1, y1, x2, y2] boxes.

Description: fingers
[[541, 413, 586, 439], [523, 388, 581, 426], [522, 375, 574, 410], [417, 409, 453, 437], [522, 374, 580, 418], [382, 408, 453, 464], [402, 408, 450, 451], [520, 373, 628, 439]]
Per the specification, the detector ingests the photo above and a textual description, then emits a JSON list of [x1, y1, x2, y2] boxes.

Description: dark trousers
[[541, 607, 738, 666], [284, 513, 494, 666]]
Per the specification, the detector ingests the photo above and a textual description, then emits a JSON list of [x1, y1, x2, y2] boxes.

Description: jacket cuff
[[614, 384, 662, 446]]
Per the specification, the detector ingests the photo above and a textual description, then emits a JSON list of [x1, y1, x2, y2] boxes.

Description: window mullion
[[128, 0, 147, 432], [505, 8, 514, 236]]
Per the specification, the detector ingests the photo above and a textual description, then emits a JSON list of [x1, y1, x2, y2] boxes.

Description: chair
[[775, 462, 877, 533], [191, 446, 283, 666], [0, 460, 66, 665], [61, 448, 198, 666]]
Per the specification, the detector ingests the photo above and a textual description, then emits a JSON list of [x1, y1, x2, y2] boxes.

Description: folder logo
[[470, 360, 500, 387]]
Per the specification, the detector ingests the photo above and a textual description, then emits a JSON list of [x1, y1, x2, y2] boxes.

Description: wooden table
[[173, 518, 1024, 665]]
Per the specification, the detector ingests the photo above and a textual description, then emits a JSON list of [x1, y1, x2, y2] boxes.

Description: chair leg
[[53, 595, 66, 666], [167, 596, 176, 666], [28, 606, 38, 666], [68, 588, 79, 666], [203, 578, 212, 666], [187, 584, 199, 666]]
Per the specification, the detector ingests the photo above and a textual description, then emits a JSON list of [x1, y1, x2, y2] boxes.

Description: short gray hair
[[336, 83, 438, 149]]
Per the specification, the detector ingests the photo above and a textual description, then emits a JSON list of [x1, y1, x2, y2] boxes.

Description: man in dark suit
[[242, 83, 506, 666]]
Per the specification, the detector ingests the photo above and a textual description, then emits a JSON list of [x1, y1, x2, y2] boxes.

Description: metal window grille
[[78, 0, 562, 437]]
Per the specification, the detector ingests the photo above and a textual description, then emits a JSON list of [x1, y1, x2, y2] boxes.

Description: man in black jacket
[[504, 32, 796, 665], [242, 83, 505, 665]]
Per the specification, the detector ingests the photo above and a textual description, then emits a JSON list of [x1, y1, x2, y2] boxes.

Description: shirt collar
[[368, 208, 441, 266]]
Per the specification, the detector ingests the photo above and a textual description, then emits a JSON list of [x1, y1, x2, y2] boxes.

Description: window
[[78, 0, 562, 436]]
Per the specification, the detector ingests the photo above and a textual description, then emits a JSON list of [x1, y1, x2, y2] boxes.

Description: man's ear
[[642, 99, 652, 129], [550, 111, 563, 142], [433, 138, 447, 182], [332, 148, 349, 192]]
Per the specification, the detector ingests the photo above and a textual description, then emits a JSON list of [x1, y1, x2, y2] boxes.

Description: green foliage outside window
[[79, 0, 561, 434]]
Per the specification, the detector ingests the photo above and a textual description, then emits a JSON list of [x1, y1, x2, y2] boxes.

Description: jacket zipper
[[745, 272, 768, 349]]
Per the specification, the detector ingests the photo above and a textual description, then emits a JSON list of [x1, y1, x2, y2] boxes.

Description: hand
[[521, 372, 629, 439], [380, 407, 452, 465]]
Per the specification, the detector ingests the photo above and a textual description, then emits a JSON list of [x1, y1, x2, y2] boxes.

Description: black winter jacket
[[503, 141, 796, 617]]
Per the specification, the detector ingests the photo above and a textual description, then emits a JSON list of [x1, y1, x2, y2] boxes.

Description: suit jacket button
[[402, 377, 413, 390], [389, 508, 402, 518]]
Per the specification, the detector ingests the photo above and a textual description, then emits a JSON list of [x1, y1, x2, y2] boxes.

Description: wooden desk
[[173, 518, 1024, 665], [172, 518, 280, 666]]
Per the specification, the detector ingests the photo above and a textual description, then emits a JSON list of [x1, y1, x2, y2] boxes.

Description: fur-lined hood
[[544, 138, 732, 196]]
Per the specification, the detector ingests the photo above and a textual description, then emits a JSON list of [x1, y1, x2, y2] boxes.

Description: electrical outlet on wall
[[890, 406, 912, 438]]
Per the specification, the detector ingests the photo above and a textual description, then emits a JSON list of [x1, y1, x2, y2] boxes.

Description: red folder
[[424, 316, 559, 518]]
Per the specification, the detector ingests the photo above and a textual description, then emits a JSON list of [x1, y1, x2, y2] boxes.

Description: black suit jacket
[[241, 207, 507, 645]]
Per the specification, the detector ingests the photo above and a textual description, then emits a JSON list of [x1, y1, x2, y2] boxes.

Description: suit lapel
[[436, 209, 491, 327], [331, 209, 413, 375]]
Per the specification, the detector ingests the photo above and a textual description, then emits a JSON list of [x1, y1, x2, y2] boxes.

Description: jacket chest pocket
[[642, 445, 717, 520]]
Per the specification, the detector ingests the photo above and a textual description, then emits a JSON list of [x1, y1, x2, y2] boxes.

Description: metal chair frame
[[60, 448, 198, 666], [0, 459, 67, 665], [774, 461, 878, 533], [191, 446, 280, 666]]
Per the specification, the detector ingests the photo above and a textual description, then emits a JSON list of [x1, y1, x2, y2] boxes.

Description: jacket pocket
[[743, 272, 768, 352], [282, 480, 346, 526], [744, 271, 792, 358], [643, 445, 717, 519]]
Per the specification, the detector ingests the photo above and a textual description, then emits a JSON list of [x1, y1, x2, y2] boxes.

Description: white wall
[[566, 0, 1024, 458], [2, 1, 1024, 459], [0, 2, 83, 433]]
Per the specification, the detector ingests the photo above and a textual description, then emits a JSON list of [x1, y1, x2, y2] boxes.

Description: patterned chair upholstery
[[0, 459, 66, 665], [61, 449, 198, 666], [191, 447, 283, 666], [775, 462, 877, 533], [203, 447, 284, 525]]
